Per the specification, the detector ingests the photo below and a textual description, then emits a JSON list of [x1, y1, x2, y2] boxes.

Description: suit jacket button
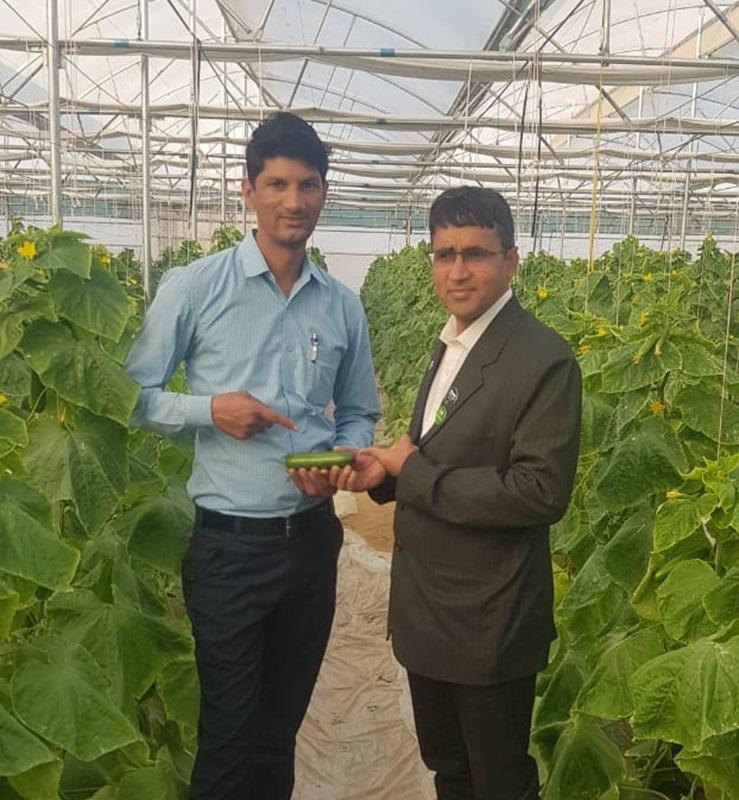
[[395, 542, 404, 552]]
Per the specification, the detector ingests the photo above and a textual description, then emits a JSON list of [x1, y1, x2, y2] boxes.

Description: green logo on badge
[[435, 405, 447, 425]]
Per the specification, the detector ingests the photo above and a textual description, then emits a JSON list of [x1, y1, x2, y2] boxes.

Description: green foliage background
[[361, 235, 739, 800]]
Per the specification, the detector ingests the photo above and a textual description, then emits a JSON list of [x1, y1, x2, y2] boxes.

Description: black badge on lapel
[[434, 386, 459, 427]]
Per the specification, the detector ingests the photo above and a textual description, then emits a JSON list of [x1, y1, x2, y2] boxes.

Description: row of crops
[[0, 221, 737, 799], [0, 224, 202, 799], [362, 236, 739, 799], [0, 220, 330, 800]]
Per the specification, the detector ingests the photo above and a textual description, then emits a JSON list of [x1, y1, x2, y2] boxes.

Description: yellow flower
[[597, 326, 607, 337], [128, 277, 138, 286], [632, 352, 642, 365], [578, 344, 591, 356], [642, 272, 653, 282], [665, 489, 681, 500], [649, 400, 665, 415], [99, 253, 111, 265], [537, 287, 549, 300], [0, 392, 7, 406], [17, 240, 37, 260], [639, 311, 649, 326]]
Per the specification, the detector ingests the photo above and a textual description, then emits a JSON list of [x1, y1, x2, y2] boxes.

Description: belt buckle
[[285, 515, 295, 538]]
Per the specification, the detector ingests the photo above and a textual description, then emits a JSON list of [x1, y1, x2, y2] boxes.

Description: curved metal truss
[[1, 0, 739, 261]]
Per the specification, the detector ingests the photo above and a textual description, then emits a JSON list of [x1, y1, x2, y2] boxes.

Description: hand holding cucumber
[[285, 449, 355, 498], [212, 391, 297, 439], [359, 435, 417, 479]]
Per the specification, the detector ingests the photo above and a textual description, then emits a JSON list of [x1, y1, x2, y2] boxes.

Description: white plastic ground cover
[[295, 529, 434, 800]]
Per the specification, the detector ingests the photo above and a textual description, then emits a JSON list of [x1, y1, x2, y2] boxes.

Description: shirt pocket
[[305, 353, 339, 410]]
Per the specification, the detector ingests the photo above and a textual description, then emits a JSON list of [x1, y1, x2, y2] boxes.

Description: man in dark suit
[[330, 187, 582, 799]]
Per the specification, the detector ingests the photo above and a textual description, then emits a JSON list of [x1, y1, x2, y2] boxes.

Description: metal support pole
[[681, 9, 704, 250], [629, 88, 644, 236], [189, 0, 199, 241], [220, 17, 227, 222], [242, 73, 248, 231], [140, 0, 152, 303], [46, 0, 62, 226]]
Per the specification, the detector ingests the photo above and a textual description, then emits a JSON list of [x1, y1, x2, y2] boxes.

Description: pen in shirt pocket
[[309, 331, 320, 363]]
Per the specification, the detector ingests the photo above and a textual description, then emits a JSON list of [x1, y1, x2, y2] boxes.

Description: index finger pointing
[[259, 406, 298, 431]]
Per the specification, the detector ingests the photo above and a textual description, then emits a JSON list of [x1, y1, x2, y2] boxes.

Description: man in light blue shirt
[[125, 112, 380, 800]]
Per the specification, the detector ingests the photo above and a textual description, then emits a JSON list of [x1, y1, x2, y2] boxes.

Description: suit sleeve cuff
[[182, 395, 213, 428]]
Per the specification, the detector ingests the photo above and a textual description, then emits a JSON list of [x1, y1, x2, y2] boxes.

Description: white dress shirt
[[421, 289, 513, 436]]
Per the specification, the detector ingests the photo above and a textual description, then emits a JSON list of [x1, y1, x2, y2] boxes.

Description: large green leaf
[[580, 394, 614, 454], [541, 718, 625, 800], [11, 636, 141, 761], [0, 355, 31, 401], [676, 339, 724, 377], [533, 651, 586, 730], [117, 765, 179, 800], [111, 560, 167, 618], [0, 409, 27, 457], [676, 751, 739, 799], [34, 232, 91, 278], [704, 567, 739, 626], [8, 760, 62, 800], [601, 339, 681, 394], [595, 416, 687, 511], [612, 387, 649, 434], [20, 320, 139, 426], [574, 628, 665, 720], [0, 581, 20, 640], [653, 493, 719, 552], [0, 313, 25, 361], [47, 590, 191, 701], [631, 635, 739, 749], [676, 384, 739, 445], [656, 560, 719, 643], [157, 660, 200, 732], [23, 412, 127, 535], [49, 266, 130, 341], [116, 488, 193, 575], [0, 475, 79, 590], [0, 262, 35, 301], [603, 507, 653, 592], [0, 704, 56, 777], [557, 548, 628, 640]]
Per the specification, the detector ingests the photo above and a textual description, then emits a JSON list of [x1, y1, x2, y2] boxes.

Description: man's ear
[[242, 178, 254, 209], [506, 246, 520, 280]]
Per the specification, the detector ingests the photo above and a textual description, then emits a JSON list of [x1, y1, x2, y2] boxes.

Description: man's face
[[243, 156, 327, 250], [431, 225, 519, 332]]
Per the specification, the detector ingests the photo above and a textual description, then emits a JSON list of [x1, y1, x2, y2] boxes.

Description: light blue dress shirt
[[125, 232, 381, 517]]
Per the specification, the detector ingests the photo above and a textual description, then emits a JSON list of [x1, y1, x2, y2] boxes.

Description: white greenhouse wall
[[1, 217, 727, 296]]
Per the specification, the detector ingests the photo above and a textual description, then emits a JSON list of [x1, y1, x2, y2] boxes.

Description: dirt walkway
[[294, 495, 433, 800]]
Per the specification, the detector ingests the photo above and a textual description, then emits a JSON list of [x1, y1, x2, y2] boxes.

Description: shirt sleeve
[[124, 269, 214, 434], [332, 295, 381, 448]]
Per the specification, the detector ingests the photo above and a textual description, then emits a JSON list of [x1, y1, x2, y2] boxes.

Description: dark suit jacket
[[371, 295, 581, 685]]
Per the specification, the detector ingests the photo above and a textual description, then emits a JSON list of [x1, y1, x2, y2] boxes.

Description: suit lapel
[[419, 297, 524, 447], [409, 339, 446, 443]]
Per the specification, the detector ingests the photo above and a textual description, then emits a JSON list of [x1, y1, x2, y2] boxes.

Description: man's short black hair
[[246, 112, 329, 183], [429, 187, 515, 250]]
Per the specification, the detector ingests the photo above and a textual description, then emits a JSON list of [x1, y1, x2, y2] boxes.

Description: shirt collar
[[237, 230, 329, 287], [439, 288, 513, 349]]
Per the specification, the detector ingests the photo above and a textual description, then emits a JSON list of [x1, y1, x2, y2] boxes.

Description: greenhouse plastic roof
[[1, 0, 739, 221]]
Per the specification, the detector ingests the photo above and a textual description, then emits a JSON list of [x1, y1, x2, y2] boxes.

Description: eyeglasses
[[430, 247, 508, 267]]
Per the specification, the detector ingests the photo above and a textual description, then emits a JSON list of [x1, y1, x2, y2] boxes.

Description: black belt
[[195, 500, 333, 537]]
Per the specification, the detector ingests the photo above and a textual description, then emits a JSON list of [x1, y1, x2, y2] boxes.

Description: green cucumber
[[284, 450, 355, 469]]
